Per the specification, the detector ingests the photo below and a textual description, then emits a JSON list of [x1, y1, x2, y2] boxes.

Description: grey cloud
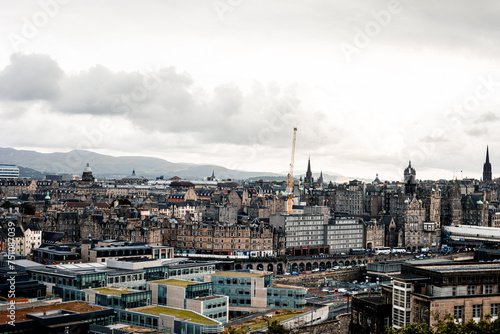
[[475, 111, 498, 123], [466, 127, 487, 137], [2, 54, 312, 150], [0, 53, 63, 101]]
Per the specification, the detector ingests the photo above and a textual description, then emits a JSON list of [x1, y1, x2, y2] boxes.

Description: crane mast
[[287, 127, 297, 214]]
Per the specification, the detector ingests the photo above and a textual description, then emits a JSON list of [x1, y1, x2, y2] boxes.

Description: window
[[452, 286, 457, 296], [485, 284, 494, 294], [473, 305, 481, 318], [467, 285, 476, 295], [491, 304, 499, 317], [454, 305, 463, 320]]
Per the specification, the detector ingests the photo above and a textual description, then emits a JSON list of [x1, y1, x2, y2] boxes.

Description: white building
[[0, 164, 19, 179], [326, 218, 364, 253]]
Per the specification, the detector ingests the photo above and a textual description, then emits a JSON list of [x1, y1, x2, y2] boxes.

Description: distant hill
[[0, 147, 283, 180], [18, 166, 45, 179]]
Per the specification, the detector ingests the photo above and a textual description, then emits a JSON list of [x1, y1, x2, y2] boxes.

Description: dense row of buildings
[[351, 261, 500, 333], [1, 150, 500, 258]]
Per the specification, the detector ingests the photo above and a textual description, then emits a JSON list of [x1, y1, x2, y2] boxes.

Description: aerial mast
[[287, 127, 297, 214]]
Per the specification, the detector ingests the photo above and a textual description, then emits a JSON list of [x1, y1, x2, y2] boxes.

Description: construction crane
[[287, 127, 297, 214]]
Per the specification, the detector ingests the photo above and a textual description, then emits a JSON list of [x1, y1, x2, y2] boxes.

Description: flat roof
[[391, 273, 429, 281], [418, 263, 500, 273], [151, 279, 199, 287], [211, 271, 268, 278], [0, 301, 107, 323], [272, 284, 305, 290], [133, 306, 219, 325], [93, 288, 133, 296]]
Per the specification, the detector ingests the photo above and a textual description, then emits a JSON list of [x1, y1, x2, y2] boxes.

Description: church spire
[[483, 146, 492, 182], [305, 157, 313, 186]]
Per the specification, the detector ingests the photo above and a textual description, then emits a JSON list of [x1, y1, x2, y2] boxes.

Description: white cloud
[[1, 1, 500, 180]]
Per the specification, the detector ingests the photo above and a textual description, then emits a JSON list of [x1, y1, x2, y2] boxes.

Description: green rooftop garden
[[249, 312, 305, 330], [136, 306, 219, 325], [151, 279, 199, 287], [94, 288, 133, 296]]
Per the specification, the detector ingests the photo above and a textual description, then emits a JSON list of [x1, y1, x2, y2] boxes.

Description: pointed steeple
[[212, 170, 215, 179], [483, 146, 492, 182], [305, 157, 313, 186]]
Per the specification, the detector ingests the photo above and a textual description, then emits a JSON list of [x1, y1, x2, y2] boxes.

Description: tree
[[114, 198, 131, 205], [266, 321, 290, 334], [383, 314, 500, 334], [21, 202, 36, 215], [223, 327, 246, 334], [0, 201, 14, 209]]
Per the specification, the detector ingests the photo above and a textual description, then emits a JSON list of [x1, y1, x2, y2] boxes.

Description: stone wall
[[274, 269, 364, 287]]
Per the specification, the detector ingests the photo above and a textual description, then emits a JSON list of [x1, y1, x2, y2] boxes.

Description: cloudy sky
[[1, 0, 500, 181]]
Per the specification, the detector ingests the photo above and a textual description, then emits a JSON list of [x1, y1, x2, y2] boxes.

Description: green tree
[[384, 314, 500, 334], [21, 202, 36, 215], [266, 321, 289, 334], [1, 201, 14, 209], [114, 198, 131, 205]]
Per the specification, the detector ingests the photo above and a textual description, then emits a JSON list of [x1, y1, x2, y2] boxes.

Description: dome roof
[[84, 163, 92, 173]]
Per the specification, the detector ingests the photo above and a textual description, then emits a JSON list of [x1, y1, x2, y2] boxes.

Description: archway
[[306, 263, 312, 271], [319, 262, 325, 269], [267, 264, 274, 272], [235, 264, 242, 270], [292, 263, 298, 272], [277, 263, 283, 274], [325, 262, 331, 269], [247, 264, 253, 269], [313, 262, 319, 269], [344, 260, 350, 266], [257, 264, 264, 271], [299, 263, 305, 272], [339, 261, 344, 267]]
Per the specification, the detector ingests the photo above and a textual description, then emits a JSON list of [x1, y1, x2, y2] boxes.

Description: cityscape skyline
[[1, 1, 499, 181]]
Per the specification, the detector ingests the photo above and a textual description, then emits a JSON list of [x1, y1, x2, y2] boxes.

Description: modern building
[[270, 209, 329, 256], [206, 270, 307, 311], [326, 217, 364, 253], [81, 242, 173, 263], [387, 262, 500, 329], [32, 246, 82, 265], [115, 305, 224, 333], [0, 301, 115, 333], [147, 278, 229, 323], [0, 164, 19, 179]]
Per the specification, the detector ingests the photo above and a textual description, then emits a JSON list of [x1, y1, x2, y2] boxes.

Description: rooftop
[[272, 284, 305, 290], [133, 306, 219, 325], [151, 279, 199, 287], [418, 263, 500, 273], [0, 301, 107, 323], [93, 288, 133, 296]]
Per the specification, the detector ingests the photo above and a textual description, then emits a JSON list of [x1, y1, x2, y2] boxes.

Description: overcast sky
[[1, 0, 500, 181]]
